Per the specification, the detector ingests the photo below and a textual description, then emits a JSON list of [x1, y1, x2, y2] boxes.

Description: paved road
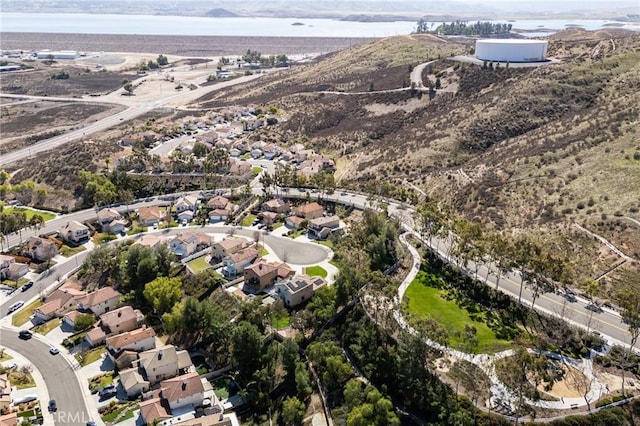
[[0, 72, 265, 168], [0, 329, 91, 426]]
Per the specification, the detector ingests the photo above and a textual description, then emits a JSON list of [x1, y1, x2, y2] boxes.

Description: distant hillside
[[204, 8, 238, 18], [193, 30, 640, 300]]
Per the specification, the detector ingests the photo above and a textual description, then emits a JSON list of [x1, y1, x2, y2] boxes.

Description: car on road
[[49, 347, 60, 355], [18, 330, 32, 340], [48, 400, 57, 412], [7, 300, 24, 313], [87, 422, 97, 426], [21, 281, 34, 292], [563, 292, 577, 302], [585, 303, 604, 314]]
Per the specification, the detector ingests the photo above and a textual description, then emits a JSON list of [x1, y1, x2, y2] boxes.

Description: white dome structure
[[475, 39, 548, 63]]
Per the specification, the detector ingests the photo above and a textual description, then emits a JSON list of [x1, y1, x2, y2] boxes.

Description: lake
[[1, 13, 638, 38]]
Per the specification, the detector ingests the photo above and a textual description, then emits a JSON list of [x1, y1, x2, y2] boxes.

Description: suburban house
[[222, 247, 259, 278], [86, 306, 144, 347], [138, 206, 164, 227], [76, 286, 121, 316], [23, 236, 58, 262], [169, 232, 211, 258], [244, 259, 295, 290], [209, 208, 232, 223], [262, 199, 290, 214], [175, 195, 199, 213], [97, 207, 121, 227], [307, 215, 341, 239], [284, 216, 305, 229], [59, 220, 90, 245], [160, 372, 206, 411], [62, 310, 85, 329], [134, 234, 168, 250], [139, 398, 172, 424], [34, 287, 84, 323], [207, 196, 230, 210], [259, 211, 278, 226], [136, 345, 193, 385], [293, 202, 324, 220], [0, 413, 17, 426], [211, 237, 247, 260], [119, 367, 150, 398], [275, 275, 325, 307], [176, 209, 194, 224], [0, 255, 28, 281], [97, 207, 127, 234], [0, 374, 12, 410], [106, 327, 157, 368], [229, 160, 251, 175]]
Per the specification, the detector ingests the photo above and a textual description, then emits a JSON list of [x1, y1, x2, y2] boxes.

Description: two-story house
[[138, 206, 163, 227], [262, 199, 290, 214], [175, 195, 199, 214], [0, 255, 28, 282], [23, 236, 58, 262], [168, 231, 212, 258], [293, 202, 324, 220], [136, 345, 193, 385], [34, 288, 84, 323], [106, 327, 157, 369], [244, 259, 295, 290], [275, 275, 325, 308], [307, 215, 341, 239], [160, 372, 205, 411], [85, 306, 144, 347], [76, 286, 121, 316], [97, 207, 127, 234], [222, 247, 259, 278], [211, 237, 247, 260], [59, 221, 90, 245]]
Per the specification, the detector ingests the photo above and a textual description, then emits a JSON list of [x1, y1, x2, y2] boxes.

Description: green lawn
[[272, 222, 283, 229], [252, 166, 262, 174], [257, 244, 269, 256], [304, 265, 327, 278], [11, 299, 42, 326], [4, 207, 56, 222], [0, 350, 12, 361], [241, 214, 257, 227], [404, 281, 512, 353], [8, 370, 36, 389], [101, 403, 136, 423], [59, 245, 86, 257], [288, 228, 307, 239], [76, 346, 106, 367], [88, 372, 115, 393], [315, 239, 334, 248], [1, 277, 29, 288], [270, 312, 291, 329], [187, 256, 212, 273], [33, 318, 61, 335], [93, 232, 117, 244]]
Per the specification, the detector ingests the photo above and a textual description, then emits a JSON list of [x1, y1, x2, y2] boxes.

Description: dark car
[[18, 330, 32, 340], [98, 388, 117, 399], [48, 400, 57, 412], [21, 281, 34, 292], [585, 304, 604, 314]]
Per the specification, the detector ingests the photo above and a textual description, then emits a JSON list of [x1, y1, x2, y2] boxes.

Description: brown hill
[[193, 32, 640, 299]]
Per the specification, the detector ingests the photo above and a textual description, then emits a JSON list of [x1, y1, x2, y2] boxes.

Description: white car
[[49, 347, 60, 355], [7, 301, 24, 313]]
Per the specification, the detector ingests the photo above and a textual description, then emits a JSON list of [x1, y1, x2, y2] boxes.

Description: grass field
[[0, 350, 12, 361], [3, 207, 56, 222], [304, 265, 327, 278], [8, 370, 36, 389], [11, 299, 42, 327], [270, 312, 291, 329], [59, 245, 86, 257], [252, 166, 262, 174], [187, 256, 211, 273], [76, 346, 106, 367], [33, 318, 61, 335], [241, 214, 257, 227], [404, 281, 512, 353]]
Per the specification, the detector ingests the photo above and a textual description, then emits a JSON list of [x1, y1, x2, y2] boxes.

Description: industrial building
[[36, 50, 79, 60], [475, 39, 548, 63]]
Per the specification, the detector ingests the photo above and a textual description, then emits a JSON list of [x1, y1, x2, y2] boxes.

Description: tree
[[123, 80, 134, 95], [281, 396, 305, 425], [157, 54, 169, 66], [616, 290, 640, 398], [78, 170, 117, 207], [232, 321, 264, 383], [435, 77, 441, 89], [282, 338, 299, 385], [74, 313, 96, 331], [295, 362, 312, 400], [143, 276, 182, 315]]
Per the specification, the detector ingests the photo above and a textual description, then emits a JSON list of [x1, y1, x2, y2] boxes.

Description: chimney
[[181, 379, 187, 391], [158, 350, 163, 360], [118, 311, 122, 317]]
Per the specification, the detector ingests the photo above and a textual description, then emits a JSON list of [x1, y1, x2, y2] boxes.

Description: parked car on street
[[7, 300, 24, 313], [19, 330, 33, 339], [585, 303, 603, 314], [21, 281, 34, 292]]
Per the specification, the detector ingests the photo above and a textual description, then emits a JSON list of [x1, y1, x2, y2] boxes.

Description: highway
[[0, 329, 91, 426]]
